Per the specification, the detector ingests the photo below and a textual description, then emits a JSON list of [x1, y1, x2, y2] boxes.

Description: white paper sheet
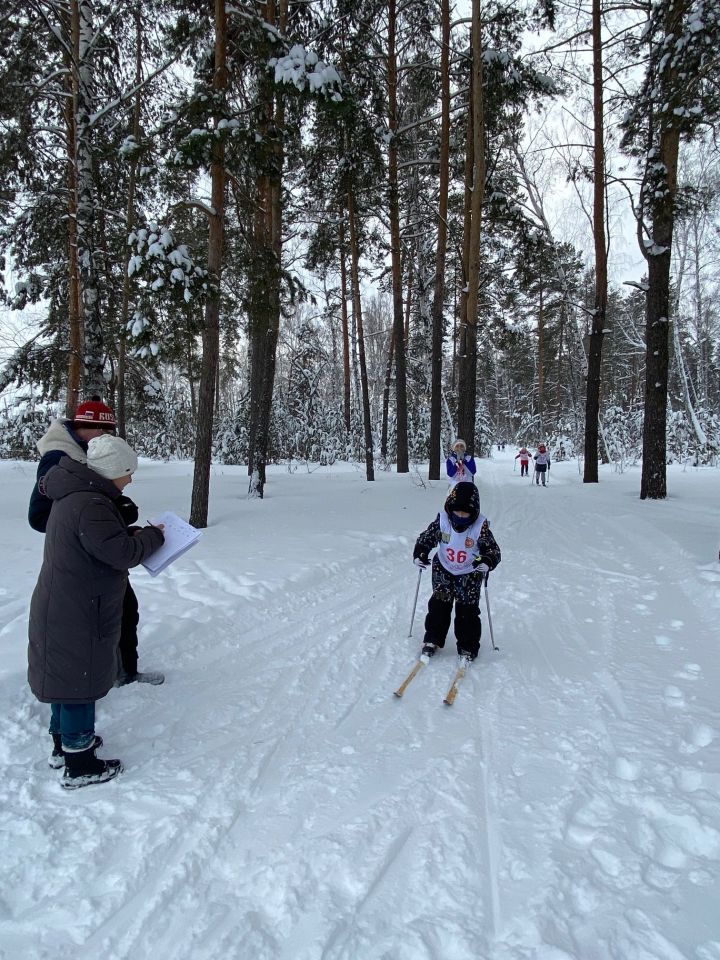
[[140, 511, 201, 577]]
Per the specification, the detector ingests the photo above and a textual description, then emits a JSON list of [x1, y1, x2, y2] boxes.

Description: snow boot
[[49, 733, 103, 769], [115, 670, 165, 687], [421, 642, 438, 658], [136, 671, 164, 685], [61, 746, 122, 790]]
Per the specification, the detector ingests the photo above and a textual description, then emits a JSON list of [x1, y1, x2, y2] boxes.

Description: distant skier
[[556, 442, 566, 461], [534, 444, 550, 486], [515, 446, 532, 477], [446, 438, 477, 487], [412, 482, 501, 663]]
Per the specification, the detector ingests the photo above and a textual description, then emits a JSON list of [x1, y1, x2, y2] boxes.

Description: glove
[[472, 556, 490, 573], [413, 545, 430, 568], [115, 495, 139, 526]]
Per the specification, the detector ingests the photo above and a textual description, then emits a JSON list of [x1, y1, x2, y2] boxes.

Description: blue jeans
[[49, 703, 96, 751]]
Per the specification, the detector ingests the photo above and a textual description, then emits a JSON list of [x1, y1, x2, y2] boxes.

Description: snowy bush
[[602, 405, 643, 470], [214, 410, 249, 466], [0, 402, 57, 460], [667, 408, 720, 465]]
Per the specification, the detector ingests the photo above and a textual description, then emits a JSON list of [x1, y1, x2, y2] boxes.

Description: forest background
[[0, 0, 718, 526]]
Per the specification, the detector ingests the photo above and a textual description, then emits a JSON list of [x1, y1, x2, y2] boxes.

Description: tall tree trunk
[[347, 188, 374, 481], [189, 0, 227, 527], [583, 0, 608, 483], [639, 0, 687, 500], [117, 1, 143, 440], [246, 0, 286, 498], [429, 0, 451, 479], [63, 17, 82, 420], [538, 284, 546, 434], [381, 331, 394, 459], [456, 0, 485, 452], [73, 0, 104, 397], [387, 0, 408, 471], [339, 222, 351, 433]]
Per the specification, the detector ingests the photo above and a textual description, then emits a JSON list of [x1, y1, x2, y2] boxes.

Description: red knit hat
[[72, 396, 117, 429]]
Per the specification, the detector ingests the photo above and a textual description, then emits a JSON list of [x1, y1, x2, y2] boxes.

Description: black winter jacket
[[27, 458, 163, 704], [29, 420, 87, 532]]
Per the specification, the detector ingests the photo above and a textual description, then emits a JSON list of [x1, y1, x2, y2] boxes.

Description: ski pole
[[408, 566, 424, 637], [484, 573, 499, 651]]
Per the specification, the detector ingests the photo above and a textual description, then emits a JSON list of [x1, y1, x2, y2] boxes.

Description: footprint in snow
[[614, 757, 641, 781], [675, 663, 702, 680], [664, 685, 685, 707]]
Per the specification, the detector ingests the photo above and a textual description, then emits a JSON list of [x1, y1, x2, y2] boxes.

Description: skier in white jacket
[[533, 444, 550, 486]]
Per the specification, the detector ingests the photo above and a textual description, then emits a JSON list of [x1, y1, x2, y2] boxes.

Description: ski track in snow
[[1, 456, 719, 960]]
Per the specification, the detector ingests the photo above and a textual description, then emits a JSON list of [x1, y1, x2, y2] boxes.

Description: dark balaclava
[[444, 481, 480, 532]]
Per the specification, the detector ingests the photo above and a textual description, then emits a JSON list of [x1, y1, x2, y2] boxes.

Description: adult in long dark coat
[[28, 434, 164, 789], [28, 397, 164, 686]]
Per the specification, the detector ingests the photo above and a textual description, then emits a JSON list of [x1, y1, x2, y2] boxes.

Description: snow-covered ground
[[1, 450, 719, 960]]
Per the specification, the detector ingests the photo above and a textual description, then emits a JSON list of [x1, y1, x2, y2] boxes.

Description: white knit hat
[[453, 438, 466, 450], [87, 434, 138, 480]]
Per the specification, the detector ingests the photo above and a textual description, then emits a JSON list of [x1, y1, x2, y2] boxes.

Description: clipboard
[[141, 511, 201, 577]]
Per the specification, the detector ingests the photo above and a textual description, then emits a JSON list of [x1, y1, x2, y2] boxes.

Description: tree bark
[[63, 10, 82, 420], [117, 1, 143, 440], [339, 221, 351, 434], [73, 0, 104, 397], [246, 0, 286, 498], [189, 0, 227, 527], [429, 0, 450, 479], [640, 0, 687, 500], [387, 0, 408, 472], [381, 331, 394, 459], [583, 0, 608, 483], [537, 284, 545, 433], [347, 187, 374, 481], [456, 0, 485, 452]]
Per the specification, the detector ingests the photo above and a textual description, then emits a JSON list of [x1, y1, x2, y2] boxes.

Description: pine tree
[[621, 0, 720, 499]]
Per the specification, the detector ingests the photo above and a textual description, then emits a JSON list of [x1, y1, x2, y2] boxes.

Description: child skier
[[446, 438, 477, 487], [412, 481, 501, 662], [534, 444, 550, 485], [515, 446, 532, 477]]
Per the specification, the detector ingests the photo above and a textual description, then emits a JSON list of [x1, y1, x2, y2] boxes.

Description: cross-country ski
[[393, 657, 427, 697], [443, 658, 471, 706]]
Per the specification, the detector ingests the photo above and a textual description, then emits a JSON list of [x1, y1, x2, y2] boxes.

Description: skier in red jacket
[[515, 446, 532, 477]]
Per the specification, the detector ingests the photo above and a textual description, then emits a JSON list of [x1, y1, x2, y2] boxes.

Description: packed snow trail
[[1, 454, 719, 960]]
